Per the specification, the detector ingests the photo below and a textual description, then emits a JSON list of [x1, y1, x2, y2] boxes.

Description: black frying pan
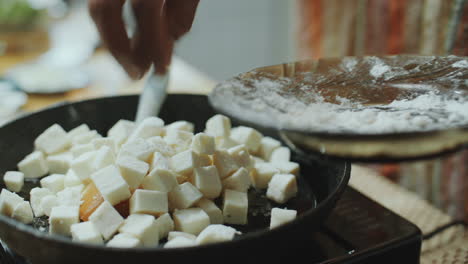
[[0, 94, 350, 264]]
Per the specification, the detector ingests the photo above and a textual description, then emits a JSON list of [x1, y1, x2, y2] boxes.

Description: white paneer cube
[[46, 152, 72, 174], [57, 186, 83, 207], [67, 124, 90, 139], [270, 146, 291, 162], [193, 166, 222, 199], [266, 174, 298, 204], [175, 173, 189, 185], [167, 231, 197, 241], [116, 155, 149, 190], [196, 224, 238, 245], [213, 150, 239, 179], [270, 208, 297, 229], [40, 174, 65, 193], [147, 137, 176, 157], [168, 182, 203, 210], [154, 213, 174, 239], [18, 151, 49, 179], [49, 205, 79, 236], [72, 130, 101, 146], [29, 187, 53, 217], [251, 163, 279, 189], [142, 168, 178, 192], [130, 189, 168, 216], [259, 137, 281, 160], [89, 201, 124, 240], [228, 145, 253, 169], [91, 165, 131, 206], [223, 189, 248, 225], [64, 170, 82, 188], [170, 150, 204, 175], [165, 120, 194, 133], [222, 167, 250, 193], [70, 151, 96, 183], [164, 130, 193, 153], [70, 184, 84, 192], [119, 138, 156, 163], [273, 161, 300, 176], [107, 233, 141, 248], [107, 119, 135, 146], [11, 201, 33, 224], [128, 117, 165, 142], [70, 143, 94, 158], [215, 136, 240, 150], [252, 156, 266, 165], [191, 133, 215, 155], [40, 194, 59, 216], [34, 124, 70, 154], [93, 146, 115, 171], [173, 208, 210, 235], [119, 214, 159, 247], [92, 137, 117, 155], [4, 171, 24, 193], [0, 189, 24, 217], [230, 126, 262, 154], [164, 236, 197, 248], [195, 198, 223, 224], [150, 151, 170, 171], [71, 221, 103, 244], [198, 154, 212, 167], [205, 114, 231, 138]]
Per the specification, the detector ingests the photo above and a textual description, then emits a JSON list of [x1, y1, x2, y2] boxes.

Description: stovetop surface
[[306, 187, 422, 263], [0, 187, 422, 264]]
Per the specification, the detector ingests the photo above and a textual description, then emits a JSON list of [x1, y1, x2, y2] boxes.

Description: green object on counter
[[0, 0, 42, 29]]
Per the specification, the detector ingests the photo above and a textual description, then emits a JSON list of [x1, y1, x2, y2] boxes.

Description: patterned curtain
[[296, 0, 468, 220]]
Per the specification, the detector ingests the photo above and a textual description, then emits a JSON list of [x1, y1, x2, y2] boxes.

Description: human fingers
[[88, 0, 141, 79], [166, 0, 200, 40], [152, 35, 174, 75], [131, 0, 173, 74]]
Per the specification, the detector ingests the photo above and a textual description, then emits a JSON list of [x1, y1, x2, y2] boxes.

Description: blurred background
[[176, 0, 296, 81], [0, 0, 467, 221]]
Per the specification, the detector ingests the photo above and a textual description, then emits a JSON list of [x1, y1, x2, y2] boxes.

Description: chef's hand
[[88, 0, 199, 78]]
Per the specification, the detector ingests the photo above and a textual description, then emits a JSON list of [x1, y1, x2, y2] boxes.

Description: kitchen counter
[[0, 50, 216, 112]]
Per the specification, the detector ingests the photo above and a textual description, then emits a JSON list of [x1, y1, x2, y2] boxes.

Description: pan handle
[[279, 130, 338, 166], [0, 240, 20, 264]]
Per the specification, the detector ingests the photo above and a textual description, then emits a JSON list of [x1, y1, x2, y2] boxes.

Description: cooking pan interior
[[0, 94, 350, 263]]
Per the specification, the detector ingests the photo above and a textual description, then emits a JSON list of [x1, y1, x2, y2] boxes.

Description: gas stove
[[0, 187, 422, 264]]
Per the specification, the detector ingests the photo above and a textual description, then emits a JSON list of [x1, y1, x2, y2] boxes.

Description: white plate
[[5, 62, 89, 94]]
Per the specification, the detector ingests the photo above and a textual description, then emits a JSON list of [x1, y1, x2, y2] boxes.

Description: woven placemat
[[350, 165, 467, 263]]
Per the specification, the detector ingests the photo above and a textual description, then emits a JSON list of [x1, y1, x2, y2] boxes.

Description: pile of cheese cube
[[0, 114, 299, 247]]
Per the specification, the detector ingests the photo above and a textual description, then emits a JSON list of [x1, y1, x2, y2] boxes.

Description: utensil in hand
[[122, 1, 169, 122], [135, 67, 169, 122]]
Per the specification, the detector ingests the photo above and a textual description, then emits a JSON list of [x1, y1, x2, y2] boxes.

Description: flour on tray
[[209, 56, 468, 135]]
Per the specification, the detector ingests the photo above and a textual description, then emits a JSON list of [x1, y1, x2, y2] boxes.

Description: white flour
[[210, 56, 468, 135]]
